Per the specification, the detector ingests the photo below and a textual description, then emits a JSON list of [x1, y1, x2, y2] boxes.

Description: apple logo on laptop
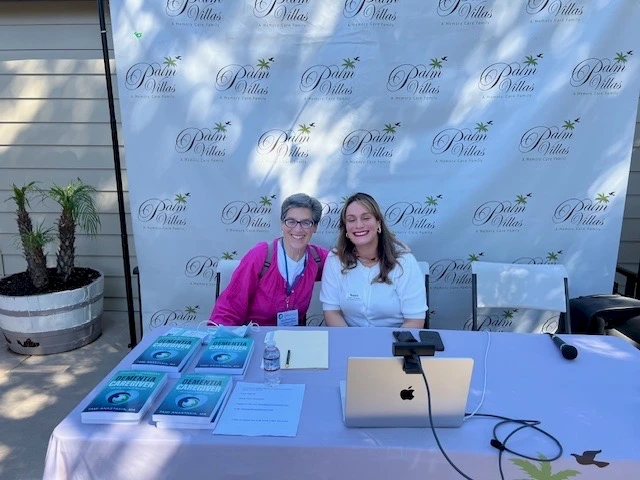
[[400, 386, 414, 400]]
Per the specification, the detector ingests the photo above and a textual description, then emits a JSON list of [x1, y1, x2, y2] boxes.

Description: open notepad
[[265, 330, 329, 369]]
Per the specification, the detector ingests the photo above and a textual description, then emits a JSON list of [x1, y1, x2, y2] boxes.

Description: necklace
[[354, 250, 378, 262]]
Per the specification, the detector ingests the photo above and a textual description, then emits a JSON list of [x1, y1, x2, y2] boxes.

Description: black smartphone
[[393, 330, 418, 342], [419, 330, 445, 351]]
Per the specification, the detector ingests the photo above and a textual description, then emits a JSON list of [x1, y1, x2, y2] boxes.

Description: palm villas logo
[[342, 122, 401, 164], [137, 192, 189, 230], [125, 55, 180, 97], [165, 0, 224, 25], [184, 250, 237, 286], [319, 198, 345, 231], [520, 117, 579, 161], [571, 50, 631, 95], [149, 305, 200, 329], [553, 192, 614, 230], [253, 0, 311, 24], [479, 54, 542, 97], [513, 250, 564, 265], [387, 57, 446, 100], [430, 252, 483, 289], [473, 193, 532, 232], [221, 194, 274, 232], [432, 120, 491, 163], [299, 57, 358, 99], [256, 123, 315, 163], [215, 57, 274, 99], [343, 0, 398, 26], [384, 195, 442, 235], [176, 121, 230, 163], [463, 308, 519, 332], [526, 0, 584, 22], [437, 0, 492, 25]]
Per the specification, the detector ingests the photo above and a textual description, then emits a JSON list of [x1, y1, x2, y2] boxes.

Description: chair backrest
[[416, 261, 430, 329], [215, 260, 241, 299], [471, 261, 571, 333]]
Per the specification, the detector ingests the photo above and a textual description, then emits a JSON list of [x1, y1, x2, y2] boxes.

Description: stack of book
[[152, 373, 233, 429], [193, 337, 255, 377], [81, 370, 168, 424], [131, 334, 201, 377]]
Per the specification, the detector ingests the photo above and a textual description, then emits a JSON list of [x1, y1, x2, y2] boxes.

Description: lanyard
[[281, 240, 307, 300]]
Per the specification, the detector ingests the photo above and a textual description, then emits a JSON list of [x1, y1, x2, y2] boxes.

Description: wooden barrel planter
[[0, 272, 104, 355]]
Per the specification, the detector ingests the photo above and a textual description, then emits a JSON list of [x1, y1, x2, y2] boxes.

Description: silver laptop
[[342, 357, 474, 428]]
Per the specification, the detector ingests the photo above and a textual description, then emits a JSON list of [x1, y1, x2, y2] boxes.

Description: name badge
[[346, 292, 361, 300], [277, 309, 299, 327]]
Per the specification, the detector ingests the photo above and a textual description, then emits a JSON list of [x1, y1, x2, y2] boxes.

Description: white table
[[44, 327, 640, 480]]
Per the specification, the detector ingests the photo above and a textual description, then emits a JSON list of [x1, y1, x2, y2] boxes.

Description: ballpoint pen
[[285, 349, 291, 368]]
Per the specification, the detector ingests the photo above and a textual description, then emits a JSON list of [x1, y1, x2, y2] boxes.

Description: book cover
[[194, 337, 255, 375], [152, 373, 232, 424], [81, 370, 168, 424], [155, 391, 231, 429], [131, 335, 201, 373]]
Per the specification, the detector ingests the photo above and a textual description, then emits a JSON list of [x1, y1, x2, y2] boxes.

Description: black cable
[[415, 354, 563, 480], [415, 354, 476, 480], [465, 412, 562, 480]]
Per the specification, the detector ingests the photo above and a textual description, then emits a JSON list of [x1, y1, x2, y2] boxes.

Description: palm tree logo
[[221, 251, 237, 260], [174, 193, 190, 204], [185, 305, 199, 315], [341, 196, 350, 205], [257, 57, 274, 70], [163, 56, 178, 67], [515, 193, 532, 205], [614, 51, 632, 64], [260, 195, 276, 207], [524, 53, 543, 66], [298, 124, 312, 134], [511, 454, 580, 479], [430, 57, 445, 69], [596, 192, 614, 204], [546, 250, 562, 262], [562, 118, 579, 131], [425, 195, 440, 206], [502, 309, 517, 319], [342, 57, 357, 69], [214, 121, 230, 133], [475, 122, 489, 133], [384, 122, 401, 134], [467, 252, 484, 262]]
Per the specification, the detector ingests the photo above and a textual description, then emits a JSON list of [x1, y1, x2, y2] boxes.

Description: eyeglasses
[[283, 218, 315, 229]]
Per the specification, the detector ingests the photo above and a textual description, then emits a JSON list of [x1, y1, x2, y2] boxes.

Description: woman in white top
[[320, 192, 427, 328]]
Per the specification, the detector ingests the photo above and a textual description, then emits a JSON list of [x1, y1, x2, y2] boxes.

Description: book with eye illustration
[[193, 337, 255, 376], [81, 370, 168, 424], [152, 373, 233, 428], [131, 335, 202, 376]]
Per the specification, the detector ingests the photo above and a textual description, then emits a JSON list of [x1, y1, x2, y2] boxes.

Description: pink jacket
[[209, 239, 328, 326]]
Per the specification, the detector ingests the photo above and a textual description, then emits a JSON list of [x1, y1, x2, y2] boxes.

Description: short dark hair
[[281, 193, 322, 224]]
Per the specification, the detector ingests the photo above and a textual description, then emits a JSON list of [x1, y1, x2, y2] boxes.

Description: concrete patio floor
[[0, 313, 133, 480]]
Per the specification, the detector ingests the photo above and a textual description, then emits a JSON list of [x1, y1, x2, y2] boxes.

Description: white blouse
[[320, 251, 427, 327]]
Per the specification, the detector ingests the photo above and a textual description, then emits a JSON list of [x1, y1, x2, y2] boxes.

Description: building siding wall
[[0, 1, 638, 312]]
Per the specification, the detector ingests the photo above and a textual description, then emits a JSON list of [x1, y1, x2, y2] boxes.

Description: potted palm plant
[[0, 179, 104, 355]]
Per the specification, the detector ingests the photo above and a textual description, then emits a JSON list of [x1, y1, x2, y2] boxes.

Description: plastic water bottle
[[263, 339, 281, 386]]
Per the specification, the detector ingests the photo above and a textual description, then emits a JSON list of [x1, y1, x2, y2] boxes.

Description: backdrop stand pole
[[97, 0, 138, 348]]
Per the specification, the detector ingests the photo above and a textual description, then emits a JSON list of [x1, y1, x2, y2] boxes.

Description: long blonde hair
[[336, 192, 407, 284]]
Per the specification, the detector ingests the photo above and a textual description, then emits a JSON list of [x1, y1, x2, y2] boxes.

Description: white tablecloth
[[43, 327, 640, 480]]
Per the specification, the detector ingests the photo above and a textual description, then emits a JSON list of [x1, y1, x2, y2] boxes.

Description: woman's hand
[[401, 318, 424, 329], [324, 310, 348, 327]]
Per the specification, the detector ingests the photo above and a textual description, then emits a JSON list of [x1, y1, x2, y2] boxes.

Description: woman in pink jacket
[[209, 193, 328, 326]]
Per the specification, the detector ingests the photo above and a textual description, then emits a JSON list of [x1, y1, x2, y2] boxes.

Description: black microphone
[[547, 333, 578, 360]]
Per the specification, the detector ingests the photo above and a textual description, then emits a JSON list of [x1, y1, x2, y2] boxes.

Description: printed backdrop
[[109, 0, 640, 334]]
